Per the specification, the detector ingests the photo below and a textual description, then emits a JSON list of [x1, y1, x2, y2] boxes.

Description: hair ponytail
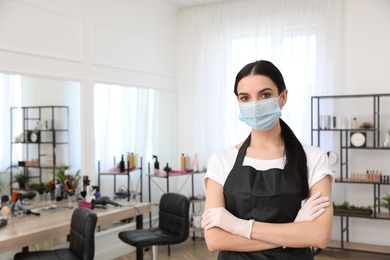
[[280, 119, 309, 200]]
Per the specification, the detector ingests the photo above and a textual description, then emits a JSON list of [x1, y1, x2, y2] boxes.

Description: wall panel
[[92, 21, 175, 76], [0, 0, 83, 61]]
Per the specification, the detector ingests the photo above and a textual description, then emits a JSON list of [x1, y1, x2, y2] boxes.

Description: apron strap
[[233, 133, 251, 168]]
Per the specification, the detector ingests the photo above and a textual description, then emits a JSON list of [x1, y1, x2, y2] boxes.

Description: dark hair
[[234, 60, 309, 199]]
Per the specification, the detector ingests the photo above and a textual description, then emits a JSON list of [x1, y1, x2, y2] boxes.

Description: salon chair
[[14, 207, 97, 260], [118, 192, 190, 260]]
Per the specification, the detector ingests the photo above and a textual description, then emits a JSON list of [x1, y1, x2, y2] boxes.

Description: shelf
[[335, 179, 390, 185], [341, 146, 390, 150], [99, 172, 129, 176], [99, 167, 142, 176], [190, 199, 206, 203], [328, 241, 390, 255], [313, 128, 376, 132], [333, 212, 390, 220], [147, 171, 206, 178], [312, 93, 390, 99]]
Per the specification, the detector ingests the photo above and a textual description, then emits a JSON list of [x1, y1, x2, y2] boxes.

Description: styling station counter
[[0, 201, 151, 260]]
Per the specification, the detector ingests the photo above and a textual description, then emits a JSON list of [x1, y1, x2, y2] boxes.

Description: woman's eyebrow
[[237, 87, 273, 96], [258, 88, 273, 93]]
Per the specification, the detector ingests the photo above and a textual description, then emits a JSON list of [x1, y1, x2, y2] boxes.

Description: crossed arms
[[202, 175, 333, 252]]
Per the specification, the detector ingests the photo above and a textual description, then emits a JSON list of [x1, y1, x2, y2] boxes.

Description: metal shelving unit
[[97, 157, 143, 202], [311, 93, 390, 255], [10, 106, 69, 193]]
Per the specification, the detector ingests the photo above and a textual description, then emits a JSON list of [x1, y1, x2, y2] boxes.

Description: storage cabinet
[[10, 106, 69, 193], [97, 157, 143, 202], [311, 94, 390, 255]]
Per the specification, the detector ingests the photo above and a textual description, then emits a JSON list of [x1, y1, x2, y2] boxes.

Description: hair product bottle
[[163, 163, 171, 174], [119, 155, 125, 172], [129, 152, 135, 169], [192, 153, 199, 172], [181, 153, 186, 172]]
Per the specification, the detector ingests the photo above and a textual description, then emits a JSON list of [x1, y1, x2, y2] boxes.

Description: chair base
[[152, 245, 158, 260]]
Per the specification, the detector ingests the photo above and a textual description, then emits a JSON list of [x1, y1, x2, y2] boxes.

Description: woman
[[201, 60, 333, 259]]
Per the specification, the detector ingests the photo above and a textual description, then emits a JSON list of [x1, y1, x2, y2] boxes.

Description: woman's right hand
[[202, 207, 254, 239], [294, 191, 330, 222]]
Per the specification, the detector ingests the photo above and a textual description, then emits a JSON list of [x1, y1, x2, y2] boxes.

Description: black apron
[[219, 134, 313, 260]]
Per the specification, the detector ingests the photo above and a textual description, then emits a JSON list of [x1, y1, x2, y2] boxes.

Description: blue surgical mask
[[238, 96, 282, 131]]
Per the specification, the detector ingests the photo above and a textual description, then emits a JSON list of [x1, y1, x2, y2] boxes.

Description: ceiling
[[161, 0, 232, 8]]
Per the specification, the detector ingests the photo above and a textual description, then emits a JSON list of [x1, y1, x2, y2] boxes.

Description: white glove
[[202, 207, 254, 239], [294, 191, 330, 222]]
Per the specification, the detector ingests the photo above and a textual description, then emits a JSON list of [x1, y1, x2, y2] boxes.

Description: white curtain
[[0, 73, 22, 193], [94, 84, 150, 169], [94, 84, 152, 196], [177, 0, 342, 160]]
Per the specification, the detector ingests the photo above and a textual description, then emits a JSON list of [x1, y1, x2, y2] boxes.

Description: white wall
[[331, 0, 390, 248], [0, 0, 179, 184], [338, 0, 389, 244], [341, 0, 390, 94]]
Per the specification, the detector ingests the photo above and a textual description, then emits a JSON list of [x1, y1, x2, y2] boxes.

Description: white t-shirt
[[203, 143, 333, 195]]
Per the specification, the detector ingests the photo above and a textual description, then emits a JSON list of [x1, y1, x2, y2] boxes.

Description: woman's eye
[[260, 93, 271, 99], [240, 96, 249, 102]]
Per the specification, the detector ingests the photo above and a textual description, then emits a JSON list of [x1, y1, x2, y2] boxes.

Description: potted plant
[[55, 165, 70, 185], [28, 182, 48, 194], [5, 165, 26, 189], [333, 201, 373, 216], [13, 172, 26, 189], [380, 193, 390, 215], [55, 166, 80, 198]]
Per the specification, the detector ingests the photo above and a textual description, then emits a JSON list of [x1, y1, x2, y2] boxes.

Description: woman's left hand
[[202, 207, 254, 239], [294, 191, 330, 222]]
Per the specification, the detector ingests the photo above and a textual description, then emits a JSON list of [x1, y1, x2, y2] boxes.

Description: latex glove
[[294, 191, 330, 222], [202, 207, 254, 239]]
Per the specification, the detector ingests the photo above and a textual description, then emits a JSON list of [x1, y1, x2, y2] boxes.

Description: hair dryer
[[91, 196, 121, 207], [18, 191, 37, 201]]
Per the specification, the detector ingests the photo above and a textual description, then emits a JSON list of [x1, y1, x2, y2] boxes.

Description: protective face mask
[[238, 96, 282, 131]]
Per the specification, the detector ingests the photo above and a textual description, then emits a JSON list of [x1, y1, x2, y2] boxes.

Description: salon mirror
[[94, 83, 177, 200], [0, 72, 81, 183], [94, 83, 177, 171]]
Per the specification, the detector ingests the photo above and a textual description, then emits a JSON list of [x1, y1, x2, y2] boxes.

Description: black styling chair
[[14, 207, 97, 260], [119, 192, 190, 260]]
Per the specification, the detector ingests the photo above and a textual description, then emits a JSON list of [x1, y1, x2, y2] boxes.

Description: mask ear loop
[[278, 90, 287, 109]]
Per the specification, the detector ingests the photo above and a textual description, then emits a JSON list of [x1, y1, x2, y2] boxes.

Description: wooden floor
[[114, 237, 390, 260]]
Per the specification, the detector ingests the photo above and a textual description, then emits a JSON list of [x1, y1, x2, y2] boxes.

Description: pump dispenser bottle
[[153, 155, 160, 169]]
